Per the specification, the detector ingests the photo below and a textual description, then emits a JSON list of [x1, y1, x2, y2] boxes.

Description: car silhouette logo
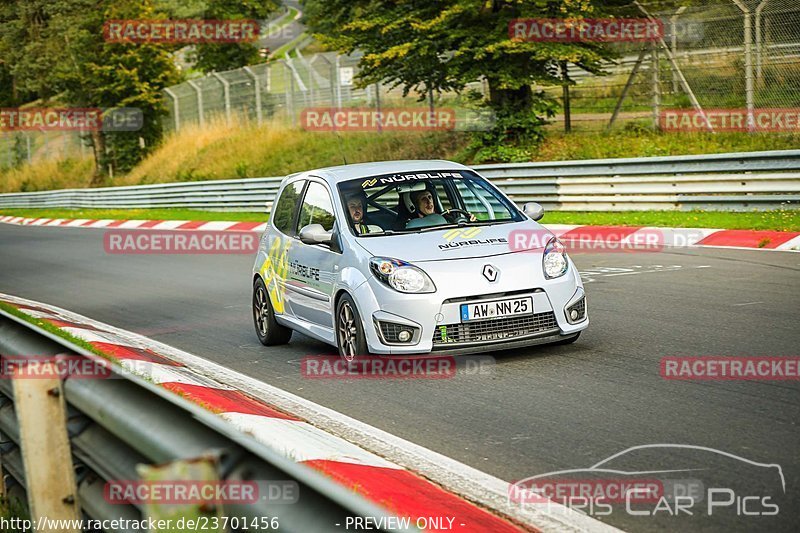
[[483, 264, 499, 282]]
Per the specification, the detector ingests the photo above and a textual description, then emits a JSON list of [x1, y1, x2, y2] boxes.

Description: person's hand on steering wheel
[[443, 209, 476, 224]]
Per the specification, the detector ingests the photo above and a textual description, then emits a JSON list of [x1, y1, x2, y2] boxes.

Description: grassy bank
[[2, 208, 797, 231], [1, 118, 799, 194]]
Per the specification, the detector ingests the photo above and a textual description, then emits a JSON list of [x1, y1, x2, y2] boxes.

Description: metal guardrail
[[0, 310, 406, 532], [0, 150, 798, 212]]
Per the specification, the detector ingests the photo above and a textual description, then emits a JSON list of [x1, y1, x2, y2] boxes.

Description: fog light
[[398, 330, 412, 342], [570, 309, 579, 321]]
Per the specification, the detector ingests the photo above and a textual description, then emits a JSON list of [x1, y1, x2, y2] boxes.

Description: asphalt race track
[[1, 222, 798, 532]]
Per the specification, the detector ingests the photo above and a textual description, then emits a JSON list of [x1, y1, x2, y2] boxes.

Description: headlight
[[543, 237, 568, 279], [370, 257, 436, 293]]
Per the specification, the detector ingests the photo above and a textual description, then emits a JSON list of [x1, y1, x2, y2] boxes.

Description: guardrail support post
[[13, 360, 81, 531]]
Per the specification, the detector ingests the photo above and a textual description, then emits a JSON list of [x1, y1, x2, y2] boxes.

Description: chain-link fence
[[550, 0, 800, 131], [3, 0, 799, 171], [0, 130, 87, 174]]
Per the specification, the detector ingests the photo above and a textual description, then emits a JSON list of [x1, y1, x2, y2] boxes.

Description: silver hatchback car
[[252, 160, 588, 359]]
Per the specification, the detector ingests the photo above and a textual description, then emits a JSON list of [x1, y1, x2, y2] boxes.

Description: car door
[[258, 178, 306, 318], [284, 179, 339, 330]]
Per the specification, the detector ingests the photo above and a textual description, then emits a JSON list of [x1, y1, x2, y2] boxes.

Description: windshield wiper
[[455, 219, 512, 227], [417, 224, 461, 233], [359, 229, 411, 237]]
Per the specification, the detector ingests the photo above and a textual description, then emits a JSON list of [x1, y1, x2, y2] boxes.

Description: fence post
[[755, 0, 769, 89], [334, 55, 342, 109], [561, 61, 571, 133], [13, 360, 82, 531], [187, 80, 205, 127], [212, 73, 232, 125], [375, 81, 382, 133], [652, 44, 661, 130], [733, 0, 755, 132], [670, 6, 686, 95], [26, 133, 31, 163], [164, 88, 180, 132], [244, 66, 263, 126], [608, 49, 647, 130]]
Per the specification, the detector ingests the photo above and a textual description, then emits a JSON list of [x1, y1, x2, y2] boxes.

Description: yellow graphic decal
[[361, 178, 378, 188], [443, 227, 482, 242], [259, 237, 292, 314]]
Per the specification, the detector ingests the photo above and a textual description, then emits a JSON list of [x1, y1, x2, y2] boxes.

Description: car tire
[[335, 293, 368, 361], [253, 277, 292, 346], [554, 332, 580, 345]]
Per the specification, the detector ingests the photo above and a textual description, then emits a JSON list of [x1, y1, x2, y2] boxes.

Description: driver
[[409, 189, 477, 222], [410, 189, 436, 218]]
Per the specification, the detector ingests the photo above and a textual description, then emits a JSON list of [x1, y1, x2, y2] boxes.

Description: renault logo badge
[[482, 264, 499, 282]]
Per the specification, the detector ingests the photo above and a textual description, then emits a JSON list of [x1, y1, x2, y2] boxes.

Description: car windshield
[[337, 169, 524, 237]]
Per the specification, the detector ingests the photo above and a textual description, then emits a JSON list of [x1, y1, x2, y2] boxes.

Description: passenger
[[346, 192, 381, 234]]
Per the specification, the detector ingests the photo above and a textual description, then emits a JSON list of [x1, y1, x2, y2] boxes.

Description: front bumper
[[352, 254, 588, 354]]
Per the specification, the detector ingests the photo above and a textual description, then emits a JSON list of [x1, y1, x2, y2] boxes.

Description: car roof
[[296, 160, 471, 184]]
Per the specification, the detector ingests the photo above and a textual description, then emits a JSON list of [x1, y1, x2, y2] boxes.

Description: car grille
[[568, 297, 586, 321], [380, 322, 405, 342], [433, 311, 558, 347], [377, 321, 419, 344]]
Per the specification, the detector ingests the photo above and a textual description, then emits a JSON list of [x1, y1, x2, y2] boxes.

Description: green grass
[[2, 118, 800, 195], [533, 129, 800, 161], [3, 208, 797, 231], [542, 210, 799, 232], [0, 301, 117, 362], [0, 207, 268, 222]]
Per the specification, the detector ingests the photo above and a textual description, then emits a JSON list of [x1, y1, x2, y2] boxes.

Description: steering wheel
[[443, 209, 472, 224]]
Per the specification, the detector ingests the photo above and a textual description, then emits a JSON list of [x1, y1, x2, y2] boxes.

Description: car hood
[[353, 220, 552, 261]]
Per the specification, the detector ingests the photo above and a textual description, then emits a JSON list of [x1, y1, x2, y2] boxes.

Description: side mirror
[[298, 224, 333, 245], [522, 202, 545, 221]]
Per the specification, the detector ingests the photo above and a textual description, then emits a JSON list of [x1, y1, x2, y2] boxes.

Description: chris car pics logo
[[443, 228, 482, 242]]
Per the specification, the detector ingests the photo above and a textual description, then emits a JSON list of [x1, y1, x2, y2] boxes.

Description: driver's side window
[[296, 182, 336, 232]]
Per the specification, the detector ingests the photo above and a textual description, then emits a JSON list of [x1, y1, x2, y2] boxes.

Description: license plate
[[460, 296, 533, 322]]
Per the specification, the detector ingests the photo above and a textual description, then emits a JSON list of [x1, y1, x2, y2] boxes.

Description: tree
[[302, 0, 637, 161], [0, 0, 181, 184], [189, 0, 279, 72]]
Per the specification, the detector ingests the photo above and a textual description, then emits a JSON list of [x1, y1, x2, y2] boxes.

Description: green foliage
[[189, 0, 279, 72], [302, 0, 639, 161], [0, 0, 181, 179]]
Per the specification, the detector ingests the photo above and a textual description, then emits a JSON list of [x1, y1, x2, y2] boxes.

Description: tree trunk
[[89, 130, 106, 187], [487, 81, 532, 113]]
